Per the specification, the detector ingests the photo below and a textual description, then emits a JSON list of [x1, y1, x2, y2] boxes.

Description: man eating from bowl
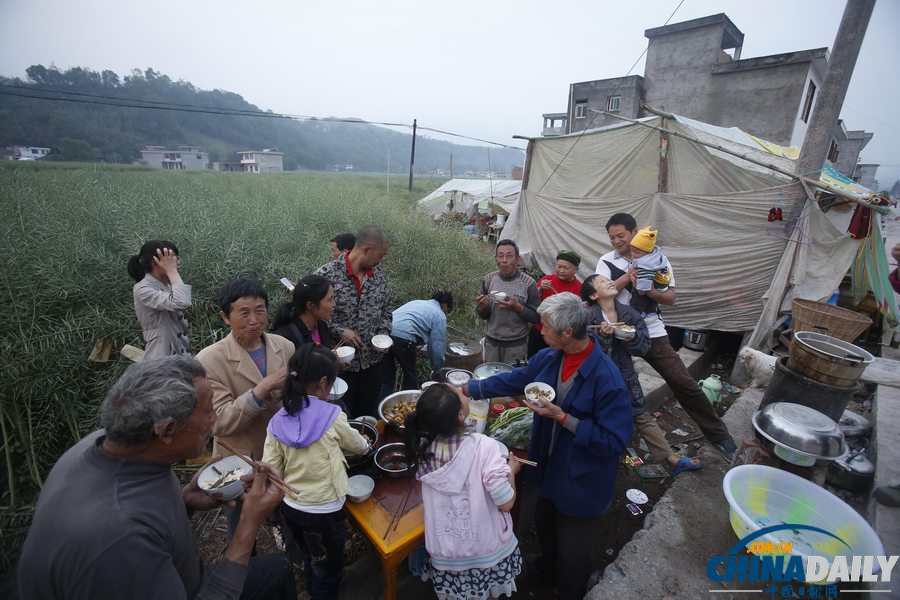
[[17, 355, 296, 600], [475, 239, 541, 363]]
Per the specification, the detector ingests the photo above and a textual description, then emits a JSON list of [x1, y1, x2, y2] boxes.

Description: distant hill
[[0, 65, 524, 173]]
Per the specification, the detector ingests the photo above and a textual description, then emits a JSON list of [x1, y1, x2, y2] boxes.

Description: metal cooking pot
[[838, 409, 872, 439], [752, 402, 848, 464], [473, 362, 515, 380], [827, 446, 875, 492], [788, 331, 873, 387]]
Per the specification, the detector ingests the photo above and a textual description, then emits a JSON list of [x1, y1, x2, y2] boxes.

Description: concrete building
[[139, 146, 209, 170], [5, 146, 51, 160], [237, 149, 284, 173], [544, 13, 875, 180]]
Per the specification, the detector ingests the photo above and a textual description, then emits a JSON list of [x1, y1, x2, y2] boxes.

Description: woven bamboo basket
[[791, 299, 872, 342]]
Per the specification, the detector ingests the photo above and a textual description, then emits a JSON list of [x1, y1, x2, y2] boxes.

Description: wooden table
[[344, 476, 424, 600]]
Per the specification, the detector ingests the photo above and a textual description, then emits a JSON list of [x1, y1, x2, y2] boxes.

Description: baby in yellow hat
[[630, 226, 671, 293]]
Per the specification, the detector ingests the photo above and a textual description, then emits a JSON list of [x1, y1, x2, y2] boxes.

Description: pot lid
[[473, 362, 514, 379]]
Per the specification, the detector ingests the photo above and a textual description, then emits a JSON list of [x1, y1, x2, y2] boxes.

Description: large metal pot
[[473, 362, 515, 380], [343, 420, 379, 468], [827, 447, 875, 492], [788, 331, 873, 387], [378, 390, 420, 432], [751, 402, 848, 466]]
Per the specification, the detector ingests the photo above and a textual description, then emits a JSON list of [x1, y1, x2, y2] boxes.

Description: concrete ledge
[[870, 383, 900, 600], [586, 389, 763, 599]]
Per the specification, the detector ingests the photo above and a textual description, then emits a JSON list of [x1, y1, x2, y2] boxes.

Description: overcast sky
[[1, 0, 897, 187]]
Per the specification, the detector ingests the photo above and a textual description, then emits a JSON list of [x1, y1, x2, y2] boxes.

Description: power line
[[536, 0, 686, 192], [0, 83, 525, 151]]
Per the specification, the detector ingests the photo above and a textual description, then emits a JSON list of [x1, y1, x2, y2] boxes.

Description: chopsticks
[[509, 455, 537, 467], [383, 487, 413, 540], [217, 440, 301, 499], [587, 322, 624, 329]]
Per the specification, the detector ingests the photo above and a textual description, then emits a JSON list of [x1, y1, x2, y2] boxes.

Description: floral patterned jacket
[[314, 256, 392, 371]]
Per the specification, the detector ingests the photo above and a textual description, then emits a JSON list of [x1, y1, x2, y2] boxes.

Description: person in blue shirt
[[381, 290, 453, 396]]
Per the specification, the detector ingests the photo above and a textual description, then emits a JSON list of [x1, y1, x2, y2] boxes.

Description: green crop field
[[0, 161, 496, 569]]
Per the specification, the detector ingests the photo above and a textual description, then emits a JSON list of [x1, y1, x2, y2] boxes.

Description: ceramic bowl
[[613, 324, 636, 340], [336, 346, 355, 364], [490, 291, 509, 302], [372, 334, 393, 352], [347, 474, 375, 502], [524, 381, 555, 408], [197, 454, 252, 501], [328, 377, 348, 401]]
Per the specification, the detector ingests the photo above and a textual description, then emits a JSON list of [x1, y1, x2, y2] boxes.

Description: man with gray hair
[[17, 355, 296, 600], [315, 225, 392, 417], [464, 292, 633, 600]]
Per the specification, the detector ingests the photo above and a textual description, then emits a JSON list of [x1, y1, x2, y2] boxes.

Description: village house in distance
[[213, 148, 284, 173], [138, 145, 285, 174], [138, 146, 210, 170], [542, 13, 878, 189]]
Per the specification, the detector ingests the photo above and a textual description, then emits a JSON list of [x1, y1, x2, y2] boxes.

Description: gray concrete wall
[[644, 21, 814, 145], [568, 76, 642, 133], [256, 153, 284, 173], [707, 62, 811, 145]]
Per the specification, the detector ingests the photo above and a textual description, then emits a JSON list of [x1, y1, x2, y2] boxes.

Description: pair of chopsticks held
[[587, 322, 624, 329], [217, 440, 300, 501]]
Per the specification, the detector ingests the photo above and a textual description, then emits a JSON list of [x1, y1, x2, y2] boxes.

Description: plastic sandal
[[671, 456, 703, 477]]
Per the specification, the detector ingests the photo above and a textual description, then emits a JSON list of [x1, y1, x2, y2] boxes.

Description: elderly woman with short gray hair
[[463, 292, 633, 600]]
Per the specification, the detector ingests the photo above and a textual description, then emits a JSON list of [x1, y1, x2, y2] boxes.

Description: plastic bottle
[[466, 399, 490, 433]]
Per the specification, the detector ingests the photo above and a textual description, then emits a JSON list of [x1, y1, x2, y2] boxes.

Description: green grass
[[0, 161, 495, 570]]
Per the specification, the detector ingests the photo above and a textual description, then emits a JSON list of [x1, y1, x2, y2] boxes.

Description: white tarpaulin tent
[[416, 179, 522, 218], [502, 114, 860, 332]]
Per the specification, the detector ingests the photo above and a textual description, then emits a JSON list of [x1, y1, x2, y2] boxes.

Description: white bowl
[[328, 377, 348, 401], [336, 346, 356, 364], [490, 290, 509, 302], [347, 474, 375, 503], [524, 381, 555, 408], [421, 380, 438, 390], [372, 334, 393, 351], [197, 455, 252, 501], [613, 324, 636, 340], [723, 465, 883, 581]]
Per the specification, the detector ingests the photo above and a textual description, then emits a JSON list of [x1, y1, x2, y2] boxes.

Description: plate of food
[[524, 382, 555, 408]]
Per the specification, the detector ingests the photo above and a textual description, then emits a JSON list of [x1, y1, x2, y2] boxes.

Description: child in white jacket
[[404, 383, 522, 600]]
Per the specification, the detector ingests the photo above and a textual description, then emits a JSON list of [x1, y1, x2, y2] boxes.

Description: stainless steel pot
[[827, 447, 875, 492], [788, 331, 873, 387], [752, 402, 848, 464]]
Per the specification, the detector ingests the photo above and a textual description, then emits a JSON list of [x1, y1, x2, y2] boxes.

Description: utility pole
[[796, 0, 875, 179], [408, 119, 417, 192]]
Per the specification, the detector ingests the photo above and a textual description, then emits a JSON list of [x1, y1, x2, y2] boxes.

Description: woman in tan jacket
[[196, 277, 295, 541]]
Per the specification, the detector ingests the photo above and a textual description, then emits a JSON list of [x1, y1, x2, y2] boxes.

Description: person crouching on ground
[[262, 343, 368, 600], [582, 274, 702, 476], [405, 383, 523, 600]]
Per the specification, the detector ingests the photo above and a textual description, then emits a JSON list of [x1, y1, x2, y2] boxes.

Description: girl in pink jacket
[[404, 383, 522, 600]]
